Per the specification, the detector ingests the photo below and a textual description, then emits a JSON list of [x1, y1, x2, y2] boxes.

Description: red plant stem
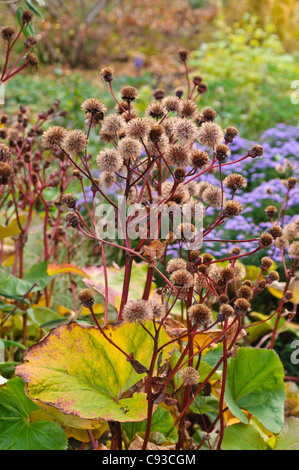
[[217, 320, 228, 450], [101, 243, 109, 325], [3, 63, 27, 82], [142, 266, 154, 300], [183, 60, 191, 98], [277, 189, 290, 223], [1, 44, 10, 81], [142, 334, 159, 450], [87, 430, 97, 450]]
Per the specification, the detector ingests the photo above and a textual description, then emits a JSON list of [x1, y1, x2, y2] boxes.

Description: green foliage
[[0, 377, 67, 450], [222, 423, 268, 450], [225, 348, 286, 433]]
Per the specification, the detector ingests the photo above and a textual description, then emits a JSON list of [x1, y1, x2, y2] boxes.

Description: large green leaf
[[0, 262, 51, 298], [222, 423, 267, 450], [224, 348, 286, 433], [16, 321, 174, 422], [275, 417, 299, 450], [0, 377, 67, 450]]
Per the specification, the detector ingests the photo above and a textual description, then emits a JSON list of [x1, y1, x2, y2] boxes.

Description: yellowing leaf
[[47, 263, 90, 278], [81, 303, 103, 316], [16, 321, 174, 422]]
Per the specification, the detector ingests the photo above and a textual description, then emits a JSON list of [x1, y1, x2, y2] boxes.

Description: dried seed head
[[219, 304, 234, 318], [65, 212, 80, 228], [126, 117, 151, 140], [238, 286, 253, 301], [202, 185, 223, 208], [174, 167, 186, 181], [149, 298, 165, 319], [100, 66, 113, 82], [122, 299, 152, 323], [260, 257, 273, 271], [197, 83, 208, 94], [146, 101, 166, 119], [163, 95, 183, 113], [167, 258, 187, 274], [289, 241, 299, 259], [265, 205, 277, 217], [233, 262, 246, 281], [96, 148, 123, 172], [202, 253, 214, 264], [23, 52, 38, 68], [197, 122, 224, 148], [117, 136, 142, 160], [175, 87, 185, 98], [275, 236, 289, 250], [166, 144, 190, 167], [221, 267, 235, 282], [282, 290, 293, 302], [181, 99, 198, 119], [149, 124, 164, 143], [78, 289, 94, 308], [259, 232, 274, 249], [179, 367, 200, 386], [62, 193, 76, 209], [249, 144, 263, 158], [191, 149, 210, 169], [175, 119, 198, 142], [120, 86, 139, 102], [170, 269, 194, 289], [153, 88, 165, 100], [224, 126, 238, 143], [266, 271, 280, 283], [288, 177, 298, 189], [101, 114, 125, 136], [0, 162, 13, 184], [1, 26, 15, 43], [219, 293, 229, 304], [234, 298, 250, 315], [81, 99, 106, 118], [224, 173, 247, 191], [223, 200, 243, 217], [193, 75, 203, 85], [178, 49, 188, 62], [63, 130, 88, 154], [24, 36, 37, 48], [42, 126, 67, 148], [228, 246, 241, 256], [99, 171, 116, 189], [215, 144, 230, 161], [22, 10, 34, 24], [188, 304, 213, 325], [201, 107, 217, 122], [268, 224, 283, 239]]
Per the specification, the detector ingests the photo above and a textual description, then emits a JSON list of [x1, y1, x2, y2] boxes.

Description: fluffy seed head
[[149, 124, 164, 143], [99, 171, 116, 188], [120, 86, 139, 102], [224, 173, 247, 191], [126, 117, 151, 139], [63, 130, 88, 153], [268, 225, 283, 239], [166, 258, 187, 273], [146, 101, 166, 119], [179, 367, 200, 386], [260, 257, 273, 271], [81, 99, 106, 118], [259, 233, 274, 249], [96, 148, 123, 172], [22, 10, 34, 23], [224, 126, 238, 143], [170, 269, 194, 289], [78, 289, 94, 307], [265, 205, 277, 217], [1, 26, 15, 42], [191, 149, 210, 169], [289, 241, 299, 259], [202, 185, 223, 208], [238, 286, 253, 301], [100, 66, 113, 82], [219, 304, 234, 318], [42, 126, 67, 148], [288, 177, 298, 189], [23, 52, 38, 68], [188, 304, 213, 325], [149, 298, 165, 319], [122, 299, 152, 323], [118, 136, 142, 160], [166, 144, 190, 167], [197, 122, 224, 148], [249, 144, 263, 158], [180, 99, 198, 119], [163, 95, 183, 113], [153, 88, 165, 100], [234, 298, 250, 314], [223, 200, 243, 217], [201, 107, 217, 122]]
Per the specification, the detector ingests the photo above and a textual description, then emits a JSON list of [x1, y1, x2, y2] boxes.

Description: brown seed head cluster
[[179, 367, 200, 386], [188, 304, 213, 325]]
